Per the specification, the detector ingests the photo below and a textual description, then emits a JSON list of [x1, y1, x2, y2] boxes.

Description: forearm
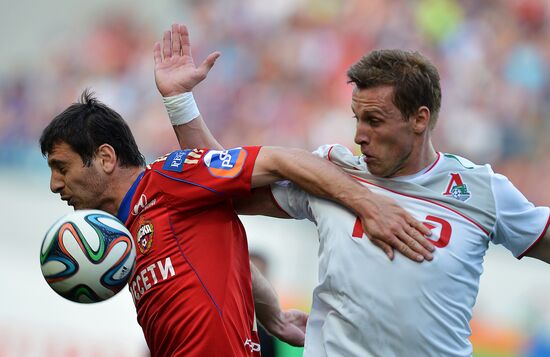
[[251, 262, 284, 332], [163, 91, 223, 150], [254, 147, 377, 218], [173, 116, 224, 150]]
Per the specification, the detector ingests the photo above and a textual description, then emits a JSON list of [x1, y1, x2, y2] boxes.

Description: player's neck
[[413, 141, 438, 174], [392, 141, 438, 178], [102, 166, 144, 216]]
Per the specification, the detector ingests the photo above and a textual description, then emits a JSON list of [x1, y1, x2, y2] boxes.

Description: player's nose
[[50, 172, 65, 194], [354, 125, 370, 145]]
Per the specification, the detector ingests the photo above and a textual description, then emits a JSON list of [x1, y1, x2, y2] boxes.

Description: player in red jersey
[[39, 92, 431, 355]]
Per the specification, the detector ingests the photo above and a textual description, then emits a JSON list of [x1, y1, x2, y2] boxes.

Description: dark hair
[[40, 89, 145, 167], [347, 49, 442, 129]]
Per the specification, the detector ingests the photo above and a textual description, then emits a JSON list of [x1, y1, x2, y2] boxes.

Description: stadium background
[[1, 0, 550, 356]]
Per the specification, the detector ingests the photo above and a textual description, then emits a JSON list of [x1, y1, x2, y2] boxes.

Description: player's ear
[[95, 144, 117, 174], [412, 106, 430, 134]]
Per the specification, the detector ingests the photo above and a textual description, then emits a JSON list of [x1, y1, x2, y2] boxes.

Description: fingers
[[299, 312, 309, 326], [153, 42, 162, 65], [178, 24, 191, 57], [371, 239, 394, 260], [197, 51, 221, 77], [365, 223, 430, 262], [159, 24, 189, 62], [286, 309, 309, 328], [275, 310, 307, 347], [285, 330, 305, 347], [409, 216, 433, 237], [395, 229, 431, 262], [406, 219, 435, 253], [162, 30, 172, 59], [171, 23, 181, 56]]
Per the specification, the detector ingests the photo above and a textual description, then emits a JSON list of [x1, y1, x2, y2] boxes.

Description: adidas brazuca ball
[[40, 209, 136, 303]]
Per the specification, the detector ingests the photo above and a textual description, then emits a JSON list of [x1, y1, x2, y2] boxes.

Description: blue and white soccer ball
[[40, 209, 136, 303]]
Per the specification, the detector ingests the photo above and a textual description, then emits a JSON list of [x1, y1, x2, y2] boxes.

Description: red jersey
[[117, 147, 261, 357]]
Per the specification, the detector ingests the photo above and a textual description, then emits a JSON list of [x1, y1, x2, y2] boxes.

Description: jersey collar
[[117, 171, 145, 224], [390, 152, 441, 182]]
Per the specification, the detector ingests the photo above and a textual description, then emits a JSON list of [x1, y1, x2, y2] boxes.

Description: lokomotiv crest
[[443, 173, 471, 202]]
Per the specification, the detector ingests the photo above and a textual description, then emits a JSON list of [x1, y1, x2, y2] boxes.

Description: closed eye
[[368, 119, 381, 127], [358, 116, 382, 127], [48, 159, 68, 174]]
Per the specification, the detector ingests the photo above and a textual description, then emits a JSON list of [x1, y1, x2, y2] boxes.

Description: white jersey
[[271, 145, 550, 357]]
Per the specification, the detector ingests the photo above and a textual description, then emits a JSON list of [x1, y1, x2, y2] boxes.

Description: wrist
[[160, 88, 191, 97], [347, 187, 377, 218], [163, 92, 200, 126], [262, 310, 286, 336], [335, 181, 367, 205]]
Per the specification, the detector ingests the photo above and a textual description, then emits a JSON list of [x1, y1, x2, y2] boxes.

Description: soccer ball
[[40, 209, 136, 303]]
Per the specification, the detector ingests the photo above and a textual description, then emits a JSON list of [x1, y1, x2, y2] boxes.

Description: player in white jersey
[[272, 144, 549, 356], [156, 24, 550, 356]]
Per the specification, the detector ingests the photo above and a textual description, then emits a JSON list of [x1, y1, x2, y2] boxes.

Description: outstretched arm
[[153, 23, 223, 150], [251, 147, 434, 262], [251, 262, 308, 346]]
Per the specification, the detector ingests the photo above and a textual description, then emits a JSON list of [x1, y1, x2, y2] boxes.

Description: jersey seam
[[153, 169, 226, 196], [168, 214, 223, 316], [488, 171, 500, 241], [327, 145, 335, 162], [425, 152, 441, 174], [152, 165, 225, 316], [351, 175, 490, 236], [517, 212, 550, 259]]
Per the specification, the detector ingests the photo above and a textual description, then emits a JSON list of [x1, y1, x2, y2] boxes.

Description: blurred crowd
[[1, 0, 550, 203]]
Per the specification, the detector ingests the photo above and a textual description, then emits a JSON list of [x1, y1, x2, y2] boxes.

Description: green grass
[[275, 339, 303, 357]]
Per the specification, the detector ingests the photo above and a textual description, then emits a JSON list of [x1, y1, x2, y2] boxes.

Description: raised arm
[[153, 24, 223, 150], [252, 146, 434, 262]]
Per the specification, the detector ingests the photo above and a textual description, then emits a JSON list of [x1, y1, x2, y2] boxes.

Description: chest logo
[[443, 173, 471, 202], [132, 194, 157, 216], [136, 219, 154, 255]]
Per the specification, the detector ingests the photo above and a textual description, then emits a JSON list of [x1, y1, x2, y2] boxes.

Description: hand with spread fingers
[[153, 23, 220, 97], [356, 194, 434, 262]]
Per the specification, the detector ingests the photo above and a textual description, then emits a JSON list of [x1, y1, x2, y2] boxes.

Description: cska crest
[[443, 173, 471, 202], [136, 217, 154, 255]]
